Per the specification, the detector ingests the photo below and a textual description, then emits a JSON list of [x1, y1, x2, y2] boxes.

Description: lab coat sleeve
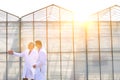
[[36, 51, 47, 68], [13, 51, 25, 57]]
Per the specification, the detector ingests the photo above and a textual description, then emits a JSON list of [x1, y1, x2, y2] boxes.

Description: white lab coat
[[34, 48, 47, 80], [13, 49, 38, 79]]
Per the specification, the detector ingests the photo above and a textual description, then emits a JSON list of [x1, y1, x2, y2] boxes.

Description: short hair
[[28, 42, 34, 46], [35, 40, 42, 46]]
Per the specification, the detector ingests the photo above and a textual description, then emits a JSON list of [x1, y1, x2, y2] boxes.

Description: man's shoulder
[[40, 48, 47, 54], [22, 49, 28, 53]]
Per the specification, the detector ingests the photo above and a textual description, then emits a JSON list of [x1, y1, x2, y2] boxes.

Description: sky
[[0, 0, 120, 17]]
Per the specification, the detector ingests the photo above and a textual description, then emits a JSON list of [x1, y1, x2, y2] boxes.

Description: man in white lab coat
[[8, 42, 38, 80], [33, 40, 47, 80]]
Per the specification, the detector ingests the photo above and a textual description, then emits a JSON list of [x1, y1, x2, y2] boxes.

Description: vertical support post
[[109, 8, 114, 80], [46, 7, 49, 80], [85, 23, 88, 80], [33, 13, 35, 42], [6, 13, 8, 80], [59, 8, 62, 80], [19, 18, 22, 80], [72, 13, 75, 80], [97, 13, 102, 80]]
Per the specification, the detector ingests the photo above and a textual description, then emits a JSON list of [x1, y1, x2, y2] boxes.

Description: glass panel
[[21, 22, 33, 51], [61, 22, 73, 52], [99, 9, 110, 21], [88, 52, 100, 80], [0, 62, 6, 80], [87, 22, 98, 51], [0, 11, 6, 21], [48, 21, 60, 52], [101, 60, 113, 80], [74, 23, 85, 52], [48, 53, 60, 80], [75, 52, 86, 80], [62, 53, 73, 80], [100, 22, 111, 51], [60, 9, 73, 21], [34, 22, 46, 48], [111, 6, 120, 21], [112, 21, 120, 79], [47, 6, 59, 21], [8, 14, 19, 21], [0, 23, 6, 52], [114, 60, 120, 79], [7, 15, 20, 80], [62, 61, 74, 80], [8, 62, 20, 80], [7, 22, 20, 52], [34, 8, 46, 21], [0, 15, 6, 80], [21, 14, 33, 21]]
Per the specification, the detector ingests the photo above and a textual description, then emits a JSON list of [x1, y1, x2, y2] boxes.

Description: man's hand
[[33, 64, 36, 68], [8, 50, 14, 55]]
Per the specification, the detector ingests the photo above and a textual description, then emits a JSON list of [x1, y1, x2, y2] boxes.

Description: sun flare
[[67, 2, 94, 22], [73, 12, 90, 22]]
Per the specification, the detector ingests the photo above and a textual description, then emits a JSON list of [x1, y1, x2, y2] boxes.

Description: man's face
[[35, 43, 41, 49], [28, 43, 34, 50]]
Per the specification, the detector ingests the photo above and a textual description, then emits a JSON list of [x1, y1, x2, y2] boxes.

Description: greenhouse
[[0, 4, 120, 80]]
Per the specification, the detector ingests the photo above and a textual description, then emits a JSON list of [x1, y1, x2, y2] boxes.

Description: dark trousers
[[23, 78, 34, 80], [23, 78, 28, 80]]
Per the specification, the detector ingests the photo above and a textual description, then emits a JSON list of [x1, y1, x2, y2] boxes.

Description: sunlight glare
[[66, 1, 95, 22], [74, 12, 90, 22]]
